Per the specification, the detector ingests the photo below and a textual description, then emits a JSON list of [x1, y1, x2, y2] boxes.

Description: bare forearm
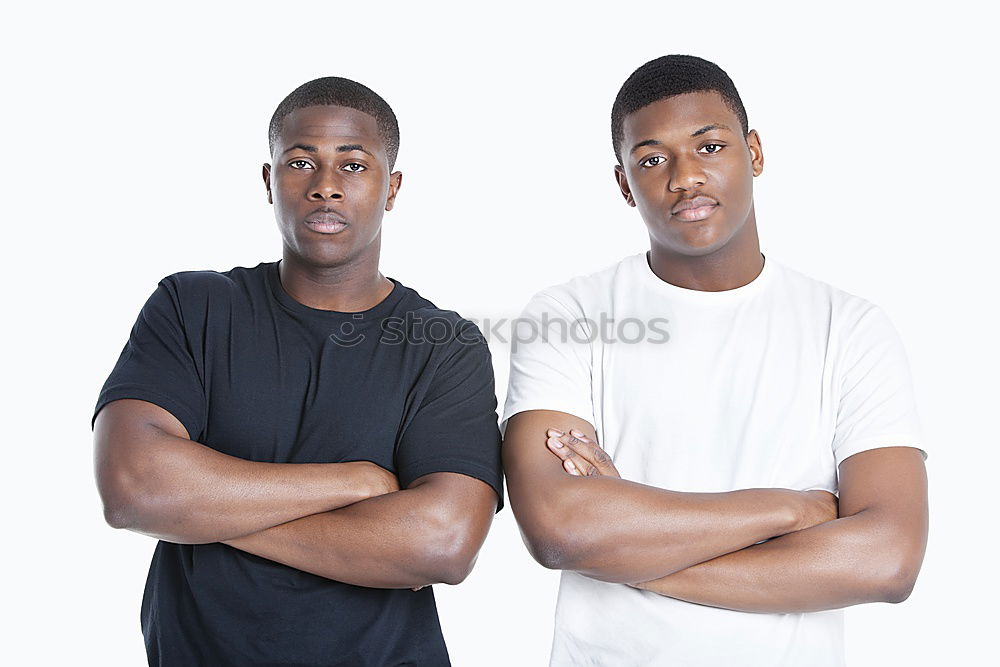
[[504, 412, 828, 584], [223, 474, 495, 589], [516, 477, 813, 584], [636, 509, 917, 613], [105, 432, 378, 544]]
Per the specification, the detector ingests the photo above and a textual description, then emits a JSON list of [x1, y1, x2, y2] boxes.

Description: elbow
[[510, 498, 589, 571], [521, 520, 585, 571], [880, 561, 921, 604], [883, 580, 915, 604], [434, 551, 478, 586], [418, 510, 491, 586], [96, 464, 162, 532], [102, 502, 132, 530], [96, 469, 141, 530], [526, 534, 575, 571], [426, 524, 481, 586], [875, 543, 924, 604]]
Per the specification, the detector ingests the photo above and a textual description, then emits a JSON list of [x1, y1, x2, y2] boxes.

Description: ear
[[614, 165, 636, 207], [262, 163, 273, 204], [384, 171, 403, 212], [746, 130, 764, 177]]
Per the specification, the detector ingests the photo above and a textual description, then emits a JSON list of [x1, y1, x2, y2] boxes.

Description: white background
[[3, 1, 996, 665]]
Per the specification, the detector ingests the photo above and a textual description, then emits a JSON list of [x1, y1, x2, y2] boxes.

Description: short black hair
[[611, 55, 748, 164], [269, 77, 400, 169]]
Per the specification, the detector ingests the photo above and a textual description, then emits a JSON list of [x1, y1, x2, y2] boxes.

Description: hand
[[795, 489, 839, 531], [344, 461, 400, 500], [545, 428, 621, 478]]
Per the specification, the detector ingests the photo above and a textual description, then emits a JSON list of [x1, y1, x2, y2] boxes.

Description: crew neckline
[[267, 260, 405, 318], [636, 251, 773, 305]]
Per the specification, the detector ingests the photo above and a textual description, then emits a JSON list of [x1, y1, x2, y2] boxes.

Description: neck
[[278, 246, 393, 312], [647, 214, 764, 292]]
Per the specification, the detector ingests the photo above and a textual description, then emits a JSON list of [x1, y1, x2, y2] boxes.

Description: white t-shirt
[[501, 252, 925, 667]]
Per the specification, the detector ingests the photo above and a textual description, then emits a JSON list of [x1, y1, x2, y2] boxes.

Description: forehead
[[276, 105, 383, 152], [622, 91, 740, 143]]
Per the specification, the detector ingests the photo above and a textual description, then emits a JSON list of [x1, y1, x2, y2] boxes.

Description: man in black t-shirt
[[92, 77, 504, 666]]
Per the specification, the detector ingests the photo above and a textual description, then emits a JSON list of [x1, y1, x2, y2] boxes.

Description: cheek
[[629, 172, 665, 205], [716, 163, 753, 202]]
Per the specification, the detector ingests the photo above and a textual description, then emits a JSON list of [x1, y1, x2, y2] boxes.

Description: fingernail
[[565, 460, 577, 472], [548, 428, 564, 436], [570, 429, 584, 438], [548, 437, 564, 448]]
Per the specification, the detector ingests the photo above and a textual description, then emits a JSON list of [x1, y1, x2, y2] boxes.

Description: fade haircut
[[611, 55, 748, 164], [269, 77, 400, 169]]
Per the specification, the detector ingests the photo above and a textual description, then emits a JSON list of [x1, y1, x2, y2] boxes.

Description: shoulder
[[383, 279, 491, 353], [768, 260, 905, 361], [155, 262, 270, 308], [137, 263, 271, 333], [769, 259, 885, 324]]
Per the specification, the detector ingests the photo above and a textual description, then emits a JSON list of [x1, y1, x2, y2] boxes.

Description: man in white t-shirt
[[501, 55, 928, 667]]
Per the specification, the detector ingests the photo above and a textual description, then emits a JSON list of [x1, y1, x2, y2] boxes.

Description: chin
[[652, 230, 729, 257], [668, 242, 727, 257], [657, 216, 745, 255]]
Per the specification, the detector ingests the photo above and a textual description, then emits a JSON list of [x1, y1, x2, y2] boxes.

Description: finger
[[568, 430, 619, 478], [545, 429, 604, 476], [563, 457, 582, 476], [546, 436, 583, 475], [559, 434, 601, 477]]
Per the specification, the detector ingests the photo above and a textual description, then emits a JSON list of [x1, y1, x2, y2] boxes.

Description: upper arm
[[502, 409, 599, 489], [91, 277, 208, 442], [832, 305, 925, 466], [837, 446, 928, 597], [500, 287, 599, 515], [407, 470, 499, 532], [501, 291, 596, 435], [395, 320, 504, 507], [402, 471, 499, 581], [502, 410, 599, 555], [93, 398, 191, 526]]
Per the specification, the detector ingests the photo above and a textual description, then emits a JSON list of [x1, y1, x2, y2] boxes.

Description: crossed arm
[[628, 445, 927, 613], [93, 398, 498, 588], [503, 409, 928, 612]]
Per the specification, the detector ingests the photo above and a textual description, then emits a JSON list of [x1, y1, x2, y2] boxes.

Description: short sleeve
[[832, 305, 925, 467], [395, 321, 504, 510], [91, 277, 208, 441], [500, 291, 595, 433]]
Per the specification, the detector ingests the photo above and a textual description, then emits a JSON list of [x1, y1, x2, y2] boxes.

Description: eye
[[640, 155, 666, 168], [699, 143, 724, 154], [288, 159, 313, 170], [342, 162, 367, 173]]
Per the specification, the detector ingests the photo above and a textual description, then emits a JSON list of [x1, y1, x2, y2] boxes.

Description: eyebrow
[[629, 139, 662, 154], [629, 124, 734, 154], [690, 123, 731, 137], [281, 143, 375, 157]]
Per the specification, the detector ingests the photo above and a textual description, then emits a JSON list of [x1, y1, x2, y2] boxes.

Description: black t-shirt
[[92, 260, 504, 666]]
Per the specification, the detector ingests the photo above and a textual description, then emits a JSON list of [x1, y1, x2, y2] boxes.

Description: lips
[[304, 209, 349, 234], [671, 195, 719, 222], [305, 210, 348, 225], [672, 195, 718, 214]]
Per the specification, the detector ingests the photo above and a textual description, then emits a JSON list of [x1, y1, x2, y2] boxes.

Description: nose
[[308, 165, 345, 201], [667, 155, 707, 192]]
